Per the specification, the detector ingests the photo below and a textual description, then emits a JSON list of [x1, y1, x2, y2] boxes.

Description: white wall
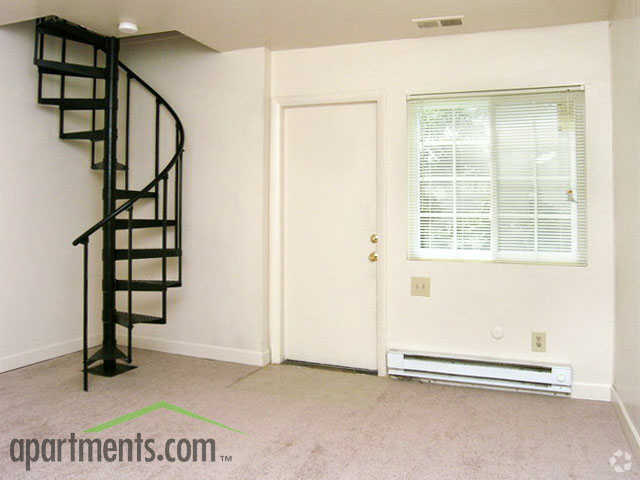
[[119, 37, 271, 365], [272, 22, 615, 400], [0, 21, 103, 372], [611, 0, 640, 450]]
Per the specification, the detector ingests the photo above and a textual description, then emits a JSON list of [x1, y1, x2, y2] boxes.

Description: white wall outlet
[[532, 332, 546, 352], [411, 277, 430, 297]]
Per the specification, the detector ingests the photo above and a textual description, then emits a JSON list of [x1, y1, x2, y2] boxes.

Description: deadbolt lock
[[370, 233, 379, 244]]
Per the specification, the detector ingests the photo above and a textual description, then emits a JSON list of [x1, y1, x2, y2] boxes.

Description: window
[[408, 87, 586, 265]]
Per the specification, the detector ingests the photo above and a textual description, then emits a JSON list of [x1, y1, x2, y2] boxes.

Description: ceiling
[[0, 0, 612, 52]]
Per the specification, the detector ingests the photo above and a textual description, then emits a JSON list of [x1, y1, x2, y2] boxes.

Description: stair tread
[[115, 279, 181, 291], [115, 248, 181, 260], [114, 189, 156, 200], [92, 161, 127, 171], [115, 219, 176, 229], [37, 16, 107, 50], [39, 98, 106, 110], [36, 59, 106, 79], [61, 130, 105, 141], [114, 311, 165, 326]]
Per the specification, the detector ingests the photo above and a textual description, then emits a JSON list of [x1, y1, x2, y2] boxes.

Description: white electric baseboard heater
[[387, 350, 572, 395]]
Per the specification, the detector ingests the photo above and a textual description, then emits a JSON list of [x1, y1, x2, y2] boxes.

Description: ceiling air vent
[[412, 15, 464, 29]]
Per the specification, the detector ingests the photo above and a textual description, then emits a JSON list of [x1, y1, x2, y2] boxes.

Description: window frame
[[407, 86, 586, 266]]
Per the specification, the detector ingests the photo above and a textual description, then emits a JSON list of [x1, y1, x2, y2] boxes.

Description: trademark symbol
[[219, 455, 233, 462]]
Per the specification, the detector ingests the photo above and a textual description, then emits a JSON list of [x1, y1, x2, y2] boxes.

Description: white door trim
[[269, 92, 388, 375]]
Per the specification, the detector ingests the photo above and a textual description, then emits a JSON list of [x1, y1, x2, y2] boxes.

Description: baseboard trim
[[117, 334, 270, 367], [0, 335, 270, 374], [572, 382, 612, 401], [612, 386, 640, 458], [0, 335, 101, 374]]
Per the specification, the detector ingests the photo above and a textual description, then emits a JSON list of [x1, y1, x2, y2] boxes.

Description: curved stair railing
[[33, 16, 184, 391]]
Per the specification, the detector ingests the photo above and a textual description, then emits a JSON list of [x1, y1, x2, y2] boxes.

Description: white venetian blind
[[408, 87, 586, 266]]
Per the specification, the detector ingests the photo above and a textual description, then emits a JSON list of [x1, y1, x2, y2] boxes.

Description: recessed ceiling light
[[118, 21, 139, 34], [412, 15, 464, 29]]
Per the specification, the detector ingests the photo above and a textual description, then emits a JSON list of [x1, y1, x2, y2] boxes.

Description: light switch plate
[[532, 332, 546, 352], [411, 277, 430, 297]]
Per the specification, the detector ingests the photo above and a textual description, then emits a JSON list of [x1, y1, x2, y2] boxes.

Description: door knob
[[370, 233, 379, 244], [368, 252, 379, 262]]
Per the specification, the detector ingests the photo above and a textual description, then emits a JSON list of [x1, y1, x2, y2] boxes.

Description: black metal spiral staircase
[[33, 17, 184, 391]]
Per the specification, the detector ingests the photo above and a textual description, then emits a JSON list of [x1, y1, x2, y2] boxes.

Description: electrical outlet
[[411, 277, 430, 297], [532, 332, 546, 352]]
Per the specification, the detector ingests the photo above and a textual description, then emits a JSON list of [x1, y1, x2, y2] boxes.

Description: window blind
[[408, 87, 586, 265]]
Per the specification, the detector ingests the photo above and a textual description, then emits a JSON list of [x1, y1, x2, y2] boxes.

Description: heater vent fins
[[413, 15, 464, 29]]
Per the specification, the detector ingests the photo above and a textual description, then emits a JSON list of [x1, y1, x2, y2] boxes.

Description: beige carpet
[[0, 348, 638, 479]]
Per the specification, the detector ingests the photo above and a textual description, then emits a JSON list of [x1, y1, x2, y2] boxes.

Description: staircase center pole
[[102, 36, 120, 373]]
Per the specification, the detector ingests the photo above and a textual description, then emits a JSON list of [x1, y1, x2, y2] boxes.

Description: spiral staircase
[[33, 16, 184, 391]]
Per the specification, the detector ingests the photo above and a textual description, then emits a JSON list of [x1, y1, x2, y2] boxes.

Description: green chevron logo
[[84, 401, 243, 434]]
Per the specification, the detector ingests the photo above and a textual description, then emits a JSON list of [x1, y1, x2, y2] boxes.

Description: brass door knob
[[368, 252, 379, 262], [370, 233, 379, 244]]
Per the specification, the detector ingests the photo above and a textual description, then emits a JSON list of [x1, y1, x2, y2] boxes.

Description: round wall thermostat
[[491, 326, 504, 340]]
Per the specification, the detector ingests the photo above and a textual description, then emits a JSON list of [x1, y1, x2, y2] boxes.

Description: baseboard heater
[[387, 350, 572, 395]]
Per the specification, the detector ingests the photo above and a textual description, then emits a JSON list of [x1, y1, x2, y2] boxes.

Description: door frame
[[269, 92, 388, 375]]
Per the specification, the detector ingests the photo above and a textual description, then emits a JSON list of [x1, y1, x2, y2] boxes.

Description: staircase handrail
[[72, 61, 185, 246]]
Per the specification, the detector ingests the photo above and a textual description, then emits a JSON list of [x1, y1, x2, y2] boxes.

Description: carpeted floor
[[0, 348, 638, 479]]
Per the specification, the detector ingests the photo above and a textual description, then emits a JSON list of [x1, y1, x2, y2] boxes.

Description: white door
[[283, 102, 378, 371]]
